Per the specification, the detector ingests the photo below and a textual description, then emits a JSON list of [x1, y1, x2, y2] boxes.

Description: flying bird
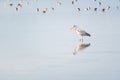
[[9, 3, 13, 6], [43, 8, 48, 13], [37, 8, 39, 12], [102, 8, 105, 12], [17, 3, 22, 7], [16, 7, 19, 11], [116, 6, 119, 10], [98, 2, 101, 6], [94, 8, 97, 11], [72, 1, 74, 4], [105, 6, 110, 10], [75, 0, 78, 2], [84, 7, 91, 11], [51, 7, 54, 10], [78, 8, 80, 11], [57, 1, 61, 6]]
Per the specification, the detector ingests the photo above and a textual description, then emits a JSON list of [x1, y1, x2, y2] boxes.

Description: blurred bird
[[9, 3, 13, 6], [78, 8, 80, 11], [102, 6, 110, 12], [18, 0, 23, 3], [51, 7, 54, 10], [98, 2, 101, 6], [84, 7, 91, 11], [116, 6, 119, 10], [84, 8, 89, 11], [17, 3, 22, 7], [75, 0, 78, 2], [57, 1, 61, 6], [72, 1, 74, 4], [37, 8, 39, 12], [27, 1, 29, 5], [16, 7, 19, 11], [102, 8, 105, 12], [43, 8, 48, 13], [105, 6, 110, 10], [94, 8, 97, 11]]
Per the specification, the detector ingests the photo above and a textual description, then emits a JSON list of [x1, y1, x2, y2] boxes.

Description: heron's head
[[70, 25, 77, 30]]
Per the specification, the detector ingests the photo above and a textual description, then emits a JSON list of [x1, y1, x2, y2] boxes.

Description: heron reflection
[[72, 42, 90, 55]]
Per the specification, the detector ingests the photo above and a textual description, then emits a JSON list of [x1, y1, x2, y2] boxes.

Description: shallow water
[[0, 0, 120, 80]]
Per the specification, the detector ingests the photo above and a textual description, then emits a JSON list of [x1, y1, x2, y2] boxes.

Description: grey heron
[[71, 25, 91, 42]]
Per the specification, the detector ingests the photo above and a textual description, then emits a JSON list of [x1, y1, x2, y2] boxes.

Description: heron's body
[[76, 29, 91, 37]]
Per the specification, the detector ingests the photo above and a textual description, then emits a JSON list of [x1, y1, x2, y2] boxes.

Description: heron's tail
[[86, 33, 91, 37]]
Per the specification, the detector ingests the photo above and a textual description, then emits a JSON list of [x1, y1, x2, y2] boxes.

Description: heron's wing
[[79, 30, 91, 36], [79, 30, 86, 34]]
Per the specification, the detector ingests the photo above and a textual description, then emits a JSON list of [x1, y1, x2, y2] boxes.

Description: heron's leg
[[81, 36, 83, 42], [79, 36, 81, 41], [79, 36, 83, 42], [79, 37, 82, 41]]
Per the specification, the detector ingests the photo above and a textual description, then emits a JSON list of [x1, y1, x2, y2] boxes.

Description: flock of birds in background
[[7, 0, 120, 14]]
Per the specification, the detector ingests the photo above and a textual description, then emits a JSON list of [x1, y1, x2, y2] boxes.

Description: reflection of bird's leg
[[81, 36, 83, 42], [79, 36, 81, 41], [80, 36, 83, 42], [80, 40, 83, 44]]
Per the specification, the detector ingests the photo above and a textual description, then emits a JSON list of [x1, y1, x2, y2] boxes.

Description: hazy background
[[0, 0, 120, 80]]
